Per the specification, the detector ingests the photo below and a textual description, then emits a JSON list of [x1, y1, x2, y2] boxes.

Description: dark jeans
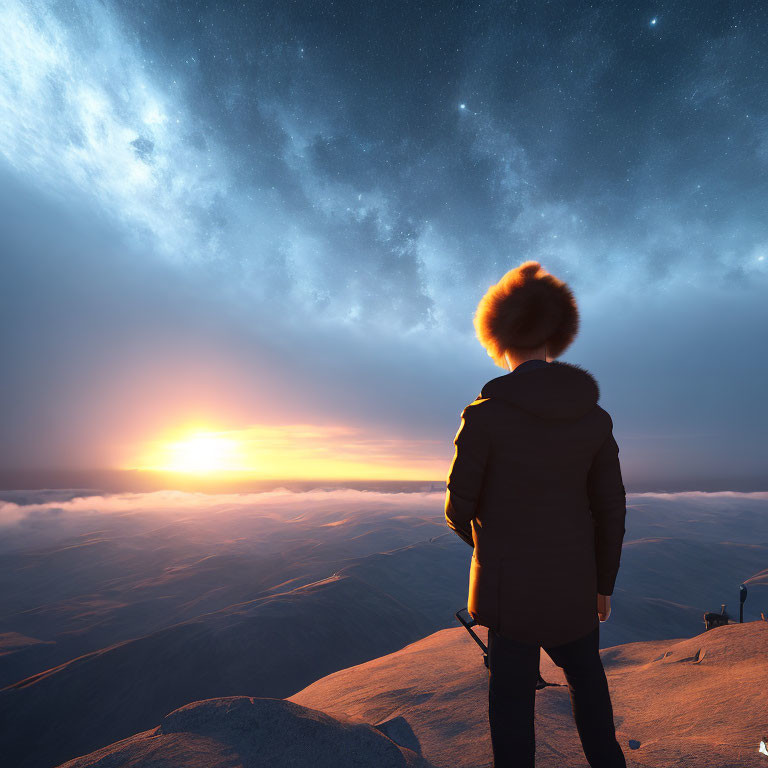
[[487, 624, 626, 768]]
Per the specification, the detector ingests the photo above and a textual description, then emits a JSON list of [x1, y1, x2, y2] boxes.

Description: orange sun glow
[[125, 423, 447, 480]]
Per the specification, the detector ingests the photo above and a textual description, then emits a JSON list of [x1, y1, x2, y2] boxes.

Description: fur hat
[[473, 260, 579, 368]]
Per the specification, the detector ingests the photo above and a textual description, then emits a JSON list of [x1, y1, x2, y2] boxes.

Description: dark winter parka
[[445, 359, 627, 647]]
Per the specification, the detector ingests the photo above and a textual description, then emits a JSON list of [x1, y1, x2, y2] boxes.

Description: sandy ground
[[290, 620, 768, 768]]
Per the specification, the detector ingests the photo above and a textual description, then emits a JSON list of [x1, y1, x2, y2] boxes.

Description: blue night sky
[[0, 1, 766, 489]]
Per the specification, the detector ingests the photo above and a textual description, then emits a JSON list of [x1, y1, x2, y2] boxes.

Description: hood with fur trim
[[479, 360, 600, 420]]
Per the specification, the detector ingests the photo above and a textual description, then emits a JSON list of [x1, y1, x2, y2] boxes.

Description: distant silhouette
[[739, 582, 747, 622], [446, 261, 627, 767], [704, 603, 732, 629]]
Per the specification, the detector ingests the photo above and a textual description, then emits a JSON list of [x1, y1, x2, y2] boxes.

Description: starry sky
[[1, 0, 767, 489]]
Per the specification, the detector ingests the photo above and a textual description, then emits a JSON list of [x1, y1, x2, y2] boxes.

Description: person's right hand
[[597, 593, 611, 622]]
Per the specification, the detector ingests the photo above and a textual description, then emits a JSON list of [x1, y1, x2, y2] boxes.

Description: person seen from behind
[[445, 261, 628, 768]]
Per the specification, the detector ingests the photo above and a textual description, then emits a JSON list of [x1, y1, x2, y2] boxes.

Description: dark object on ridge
[[703, 603, 731, 629], [446, 359, 627, 647], [455, 608, 558, 690], [739, 583, 747, 623]]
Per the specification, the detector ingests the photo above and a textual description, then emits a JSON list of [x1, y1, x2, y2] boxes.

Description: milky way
[[0, 0, 766, 486]]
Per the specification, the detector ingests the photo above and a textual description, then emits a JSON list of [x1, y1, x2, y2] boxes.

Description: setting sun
[[130, 428, 251, 474], [161, 434, 243, 473], [124, 423, 447, 480]]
